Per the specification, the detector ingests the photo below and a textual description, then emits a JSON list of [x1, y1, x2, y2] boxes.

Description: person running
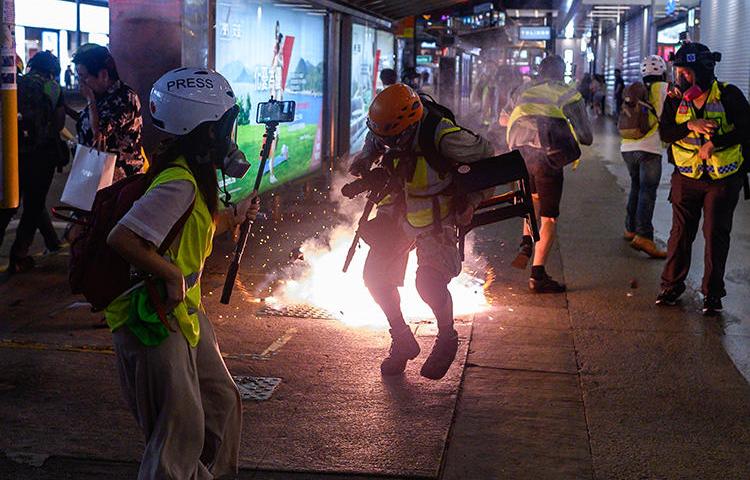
[[501, 55, 593, 293], [105, 68, 259, 478], [347, 84, 493, 380]]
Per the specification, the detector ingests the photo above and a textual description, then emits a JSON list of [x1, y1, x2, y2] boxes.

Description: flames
[[265, 218, 490, 329]]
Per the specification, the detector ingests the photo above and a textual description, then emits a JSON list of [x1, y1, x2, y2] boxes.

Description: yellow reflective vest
[[506, 81, 583, 146], [105, 156, 215, 347], [385, 118, 461, 230], [672, 80, 744, 180]]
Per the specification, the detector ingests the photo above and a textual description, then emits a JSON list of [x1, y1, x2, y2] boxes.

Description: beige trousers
[[113, 311, 242, 479]]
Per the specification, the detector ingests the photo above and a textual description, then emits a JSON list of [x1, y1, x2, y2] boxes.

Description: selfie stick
[[220, 121, 277, 305]]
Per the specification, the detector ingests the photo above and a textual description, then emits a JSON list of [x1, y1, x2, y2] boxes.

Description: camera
[[257, 99, 296, 124]]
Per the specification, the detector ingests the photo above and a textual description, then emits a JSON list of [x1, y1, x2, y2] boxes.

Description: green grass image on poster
[[218, 123, 318, 202]]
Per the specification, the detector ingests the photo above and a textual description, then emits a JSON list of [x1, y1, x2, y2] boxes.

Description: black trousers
[[661, 171, 743, 297], [0, 149, 60, 258]]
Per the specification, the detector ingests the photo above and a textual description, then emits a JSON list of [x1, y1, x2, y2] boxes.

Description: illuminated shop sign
[[519, 26, 552, 41]]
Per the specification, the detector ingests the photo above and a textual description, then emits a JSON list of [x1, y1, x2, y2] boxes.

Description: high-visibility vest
[[388, 118, 461, 229], [506, 81, 583, 145], [104, 156, 215, 347], [672, 80, 744, 180]]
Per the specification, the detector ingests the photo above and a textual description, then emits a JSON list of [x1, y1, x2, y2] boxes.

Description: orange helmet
[[367, 84, 424, 138]]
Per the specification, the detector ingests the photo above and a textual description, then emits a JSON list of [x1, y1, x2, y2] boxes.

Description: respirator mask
[[209, 104, 251, 179]]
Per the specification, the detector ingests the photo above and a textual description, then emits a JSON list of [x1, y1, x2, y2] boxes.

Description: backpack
[[54, 167, 194, 312], [618, 82, 657, 140], [417, 93, 459, 176], [17, 73, 57, 153]]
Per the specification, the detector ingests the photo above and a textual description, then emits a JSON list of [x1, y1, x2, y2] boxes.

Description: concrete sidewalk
[[1, 121, 750, 479]]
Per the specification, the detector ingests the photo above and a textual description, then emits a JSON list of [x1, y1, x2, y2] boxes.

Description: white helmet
[[149, 67, 237, 135], [641, 55, 667, 77]]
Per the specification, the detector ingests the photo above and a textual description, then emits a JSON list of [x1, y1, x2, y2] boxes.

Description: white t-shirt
[[119, 180, 195, 247], [620, 81, 669, 155]]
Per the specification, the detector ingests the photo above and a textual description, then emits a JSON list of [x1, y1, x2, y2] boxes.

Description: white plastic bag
[[60, 144, 117, 211]]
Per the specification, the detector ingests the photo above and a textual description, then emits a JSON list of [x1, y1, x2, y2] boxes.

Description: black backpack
[[417, 93, 460, 176], [17, 73, 57, 153]]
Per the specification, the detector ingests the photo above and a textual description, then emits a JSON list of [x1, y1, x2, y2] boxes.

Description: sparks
[[267, 223, 489, 329]]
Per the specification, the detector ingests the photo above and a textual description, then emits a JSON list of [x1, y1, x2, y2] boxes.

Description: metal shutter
[[700, 0, 750, 97], [623, 10, 644, 85]]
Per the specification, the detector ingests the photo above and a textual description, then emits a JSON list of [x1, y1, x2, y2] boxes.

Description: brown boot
[[623, 231, 636, 241], [630, 235, 667, 259]]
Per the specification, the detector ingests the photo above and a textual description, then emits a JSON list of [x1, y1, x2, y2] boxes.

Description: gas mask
[[210, 104, 251, 179]]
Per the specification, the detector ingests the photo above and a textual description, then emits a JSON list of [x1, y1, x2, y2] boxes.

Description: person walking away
[[106, 68, 259, 478], [613, 68, 625, 118], [619, 56, 669, 258], [70, 44, 145, 182], [64, 65, 73, 91], [656, 42, 749, 316], [0, 51, 64, 273], [501, 55, 593, 292], [348, 84, 494, 379]]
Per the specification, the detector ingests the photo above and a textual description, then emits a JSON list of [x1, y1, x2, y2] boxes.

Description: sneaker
[[623, 231, 636, 241], [655, 284, 686, 306], [702, 296, 723, 316], [269, 173, 279, 184], [420, 330, 459, 380], [529, 273, 566, 293], [630, 235, 667, 259], [380, 326, 420, 376], [511, 241, 533, 270]]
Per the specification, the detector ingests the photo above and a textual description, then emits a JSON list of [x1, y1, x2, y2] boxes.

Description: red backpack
[[54, 168, 193, 312]]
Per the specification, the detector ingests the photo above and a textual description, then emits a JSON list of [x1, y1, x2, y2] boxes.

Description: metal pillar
[[1, 0, 19, 209], [76, 0, 81, 49]]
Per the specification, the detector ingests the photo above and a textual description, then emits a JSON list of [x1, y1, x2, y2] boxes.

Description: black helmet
[[671, 42, 721, 90], [671, 42, 721, 71], [28, 50, 61, 77]]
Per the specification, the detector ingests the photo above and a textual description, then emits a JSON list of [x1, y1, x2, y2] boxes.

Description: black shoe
[[420, 330, 459, 380], [655, 284, 686, 306], [511, 241, 533, 270], [529, 273, 566, 293], [380, 326, 420, 376], [702, 296, 723, 316]]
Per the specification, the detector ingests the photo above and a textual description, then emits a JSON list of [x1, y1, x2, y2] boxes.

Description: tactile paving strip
[[255, 303, 339, 320], [233, 376, 282, 401]]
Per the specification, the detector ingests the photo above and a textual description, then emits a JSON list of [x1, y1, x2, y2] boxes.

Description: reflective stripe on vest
[[506, 81, 582, 145], [672, 81, 744, 180]]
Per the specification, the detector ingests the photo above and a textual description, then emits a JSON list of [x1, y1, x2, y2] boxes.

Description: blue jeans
[[622, 151, 662, 239]]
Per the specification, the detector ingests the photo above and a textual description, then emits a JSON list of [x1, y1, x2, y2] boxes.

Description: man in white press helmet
[[106, 67, 257, 479], [619, 55, 669, 258]]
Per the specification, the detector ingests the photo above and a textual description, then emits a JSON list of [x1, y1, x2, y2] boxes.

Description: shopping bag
[[60, 144, 117, 211]]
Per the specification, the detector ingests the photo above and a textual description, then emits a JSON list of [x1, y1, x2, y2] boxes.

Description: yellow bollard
[[1, 0, 19, 209]]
